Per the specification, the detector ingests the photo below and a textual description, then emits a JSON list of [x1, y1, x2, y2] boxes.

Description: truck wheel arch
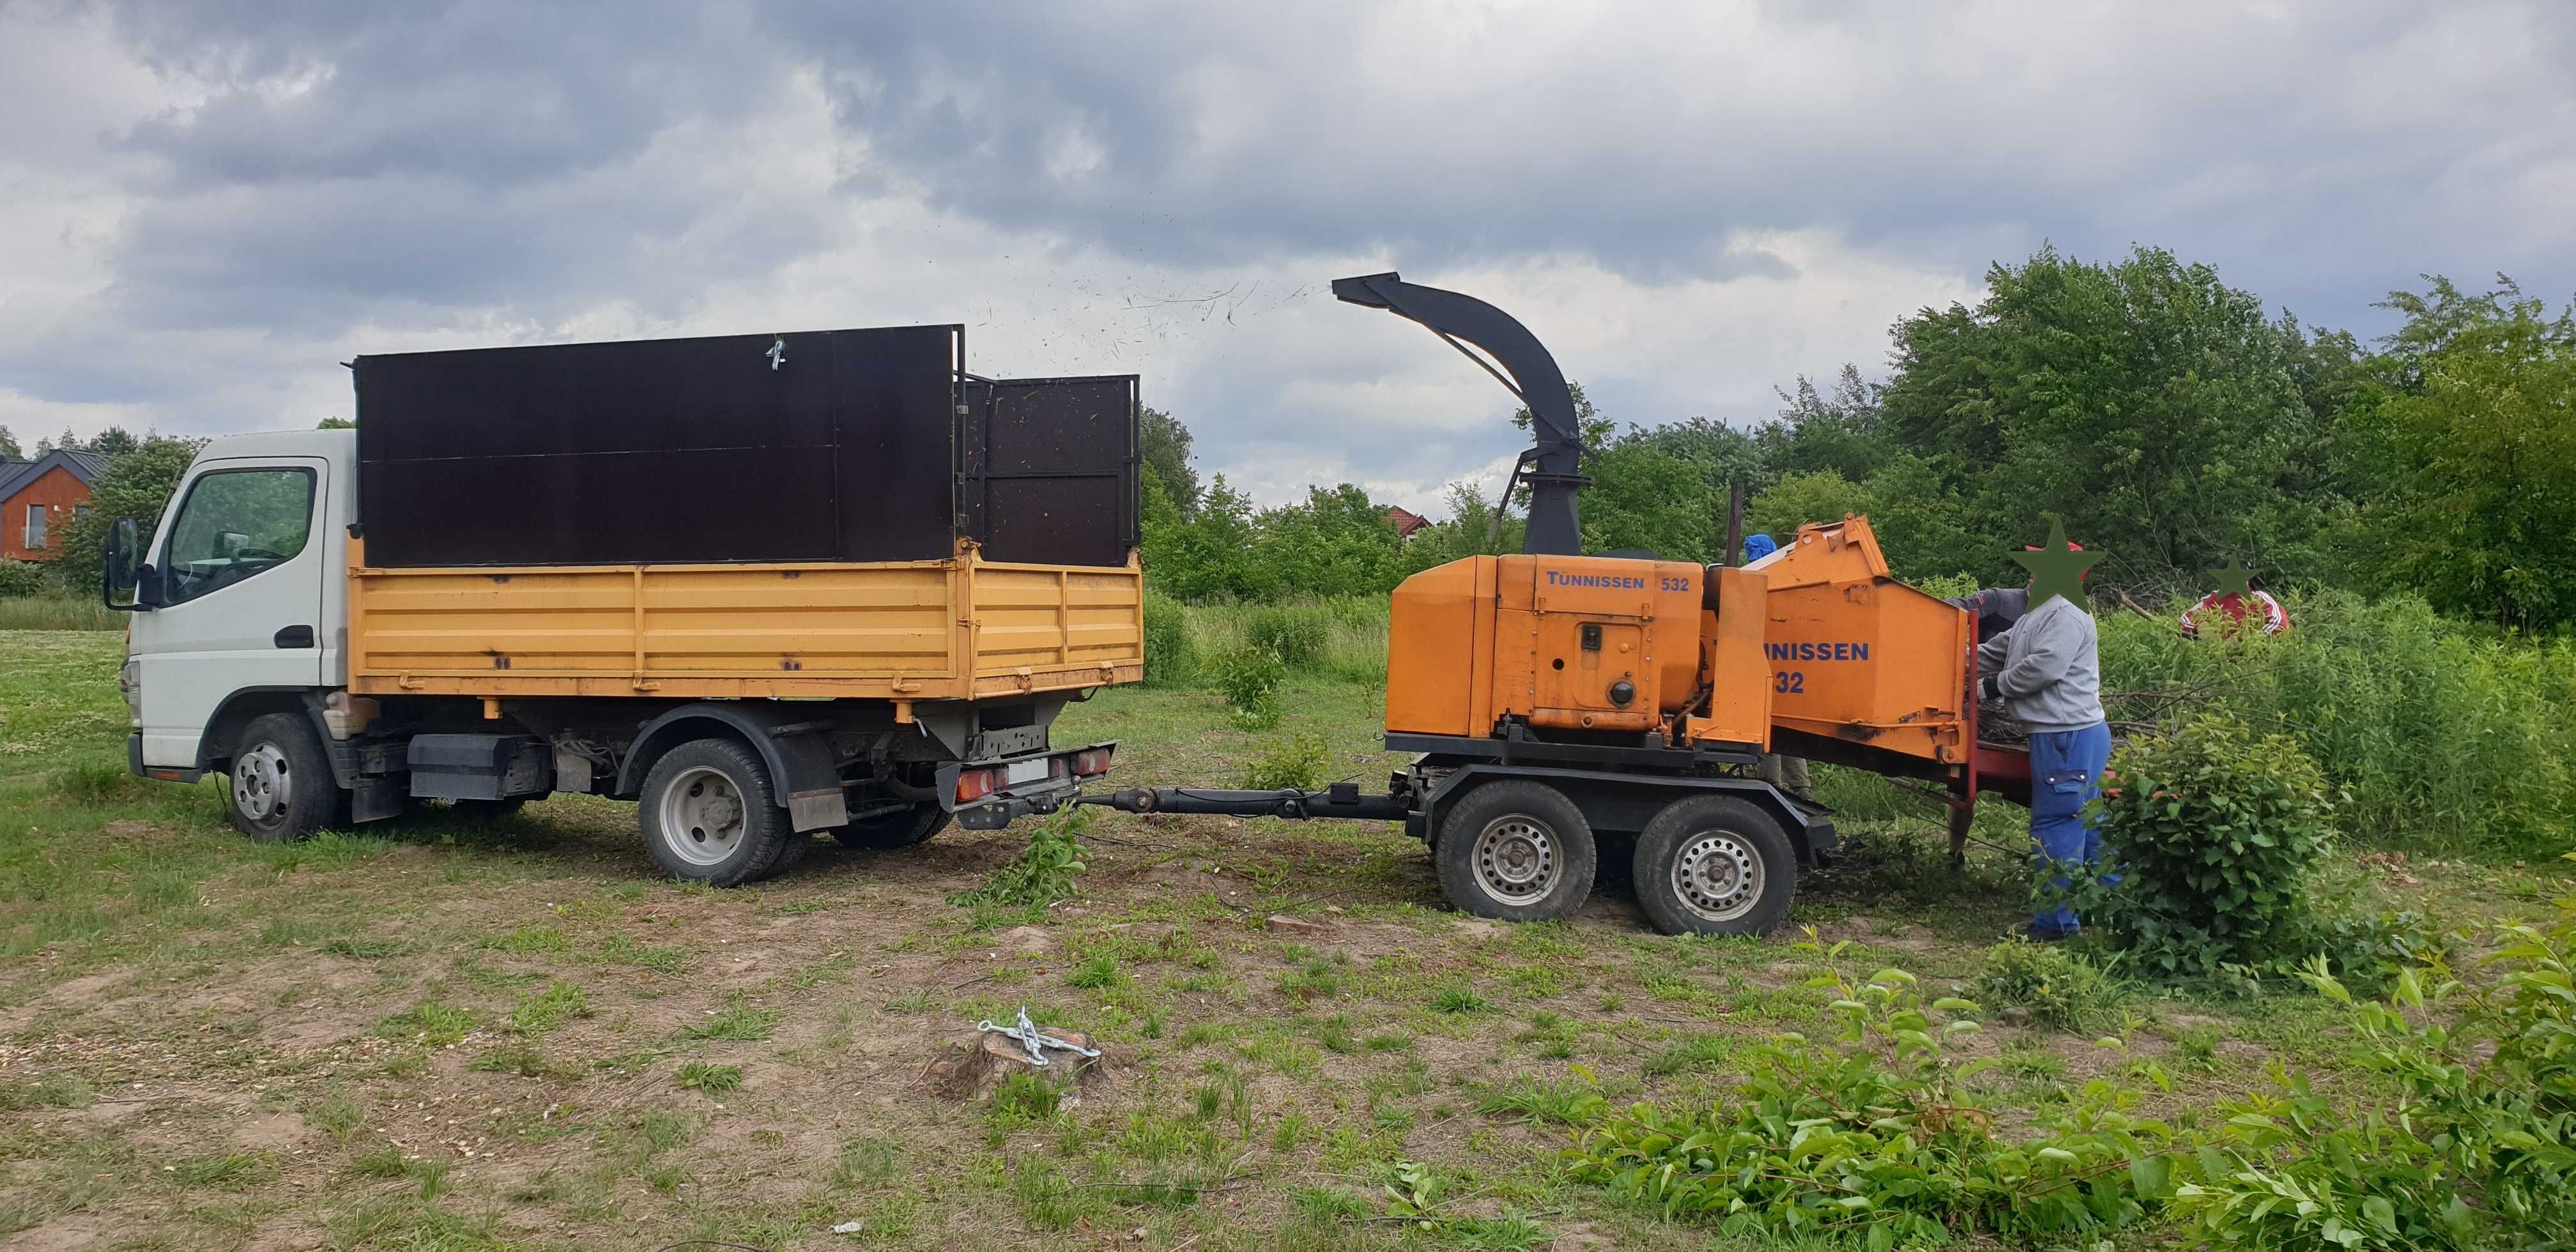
[[196, 687, 330, 777], [613, 705, 846, 831]]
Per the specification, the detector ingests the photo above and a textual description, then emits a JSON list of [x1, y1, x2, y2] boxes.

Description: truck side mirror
[[103, 516, 153, 611]]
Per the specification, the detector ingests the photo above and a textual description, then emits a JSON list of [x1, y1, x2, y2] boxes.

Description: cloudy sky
[[3, 1, 2570, 512]]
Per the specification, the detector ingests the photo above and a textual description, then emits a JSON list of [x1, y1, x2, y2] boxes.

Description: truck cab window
[[163, 468, 315, 605]]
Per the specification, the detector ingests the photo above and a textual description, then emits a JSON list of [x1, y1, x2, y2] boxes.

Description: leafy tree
[[2333, 276, 2576, 629], [1138, 407, 1199, 516], [318, 416, 355, 430], [50, 437, 203, 593], [1880, 245, 2336, 586], [1758, 365, 1895, 484], [88, 427, 139, 457], [1579, 434, 1721, 561], [0, 425, 20, 460], [1248, 484, 1410, 599]]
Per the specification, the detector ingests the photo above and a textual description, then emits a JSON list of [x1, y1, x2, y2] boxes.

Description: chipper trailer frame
[[1087, 273, 2034, 935]]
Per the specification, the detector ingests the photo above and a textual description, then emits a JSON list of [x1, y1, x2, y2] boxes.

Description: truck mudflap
[[940, 741, 1116, 830]]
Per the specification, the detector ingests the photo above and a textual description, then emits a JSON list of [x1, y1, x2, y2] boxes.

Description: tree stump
[[925, 1027, 1106, 1106]]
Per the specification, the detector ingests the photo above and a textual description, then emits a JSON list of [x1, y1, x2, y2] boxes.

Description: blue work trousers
[[2027, 722, 2113, 937]]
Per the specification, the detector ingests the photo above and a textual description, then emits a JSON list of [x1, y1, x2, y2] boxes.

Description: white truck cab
[[120, 429, 352, 802]]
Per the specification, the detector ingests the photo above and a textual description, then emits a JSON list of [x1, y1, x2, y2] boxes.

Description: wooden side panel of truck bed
[[346, 540, 1143, 701]]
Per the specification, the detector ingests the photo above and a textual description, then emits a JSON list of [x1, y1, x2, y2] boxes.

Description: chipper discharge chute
[[1086, 272, 2031, 934]]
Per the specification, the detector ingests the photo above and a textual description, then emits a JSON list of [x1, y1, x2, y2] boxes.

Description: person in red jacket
[[2180, 558, 2289, 639]]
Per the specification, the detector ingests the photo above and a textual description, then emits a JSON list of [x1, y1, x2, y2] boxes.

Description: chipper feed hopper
[[1088, 273, 2032, 935]]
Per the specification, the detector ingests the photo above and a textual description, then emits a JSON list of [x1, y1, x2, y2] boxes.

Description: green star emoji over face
[[2011, 517, 2101, 612], [2207, 556, 2255, 598]]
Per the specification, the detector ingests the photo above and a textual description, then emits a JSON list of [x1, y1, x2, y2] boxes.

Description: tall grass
[[2099, 591, 2576, 859], [0, 595, 121, 631], [1179, 597, 1386, 687]]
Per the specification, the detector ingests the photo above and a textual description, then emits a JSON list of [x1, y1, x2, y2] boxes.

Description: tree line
[[1144, 245, 2576, 630]]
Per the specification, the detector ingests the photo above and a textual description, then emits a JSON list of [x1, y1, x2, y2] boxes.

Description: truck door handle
[[274, 625, 316, 649]]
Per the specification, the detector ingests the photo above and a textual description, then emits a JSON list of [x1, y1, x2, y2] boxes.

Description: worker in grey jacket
[[1977, 554, 2112, 939]]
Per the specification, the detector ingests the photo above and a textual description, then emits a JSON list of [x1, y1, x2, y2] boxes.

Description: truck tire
[[829, 802, 951, 850], [638, 738, 790, 887], [226, 712, 348, 842], [756, 830, 815, 880], [1632, 795, 1797, 936], [1436, 781, 1597, 922]]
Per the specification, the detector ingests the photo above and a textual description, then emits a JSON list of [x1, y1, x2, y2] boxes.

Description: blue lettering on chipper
[[1765, 641, 1871, 662], [1544, 571, 1649, 590]]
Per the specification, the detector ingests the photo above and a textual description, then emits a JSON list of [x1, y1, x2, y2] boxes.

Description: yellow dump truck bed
[[346, 539, 1142, 702]]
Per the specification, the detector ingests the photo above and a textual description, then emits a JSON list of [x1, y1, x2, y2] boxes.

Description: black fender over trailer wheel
[[1632, 794, 1798, 936], [1435, 780, 1598, 922]]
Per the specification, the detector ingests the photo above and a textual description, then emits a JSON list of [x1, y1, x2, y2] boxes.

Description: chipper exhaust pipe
[[1080, 784, 1408, 823]]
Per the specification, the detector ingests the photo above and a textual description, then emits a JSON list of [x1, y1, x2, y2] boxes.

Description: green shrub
[[1242, 730, 1331, 791], [1975, 940, 2128, 1032], [2174, 869, 2576, 1249], [2080, 712, 2338, 979], [1246, 604, 1331, 669], [1567, 946, 2177, 1245], [948, 807, 1089, 910], [1142, 591, 1195, 687], [0, 560, 49, 596], [1211, 645, 1287, 730]]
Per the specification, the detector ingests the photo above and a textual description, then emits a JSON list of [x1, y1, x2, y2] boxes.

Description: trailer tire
[[226, 712, 347, 843], [639, 738, 789, 887], [1436, 781, 1597, 922], [830, 802, 951, 851], [1632, 795, 1797, 936]]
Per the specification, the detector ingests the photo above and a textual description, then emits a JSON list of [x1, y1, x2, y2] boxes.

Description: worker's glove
[[1979, 675, 2002, 702]]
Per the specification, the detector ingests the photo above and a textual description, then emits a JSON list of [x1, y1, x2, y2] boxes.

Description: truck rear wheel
[[227, 712, 346, 842], [1632, 795, 1797, 936], [1436, 781, 1597, 922], [830, 802, 951, 850], [639, 738, 789, 887]]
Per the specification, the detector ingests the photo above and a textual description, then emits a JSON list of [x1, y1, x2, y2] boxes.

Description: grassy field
[[1, 628, 2564, 1249]]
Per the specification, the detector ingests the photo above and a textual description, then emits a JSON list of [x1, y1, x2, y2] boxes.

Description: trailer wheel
[[226, 712, 346, 843], [830, 802, 951, 850], [639, 738, 789, 887], [1632, 795, 1797, 936], [1436, 781, 1597, 922]]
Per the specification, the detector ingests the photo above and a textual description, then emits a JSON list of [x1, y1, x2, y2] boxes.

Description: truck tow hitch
[[1079, 782, 1408, 823]]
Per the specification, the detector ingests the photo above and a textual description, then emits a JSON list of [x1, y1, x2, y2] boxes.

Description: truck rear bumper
[[941, 741, 1115, 830]]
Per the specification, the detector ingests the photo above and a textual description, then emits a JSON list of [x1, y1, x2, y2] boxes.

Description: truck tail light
[[955, 767, 998, 804], [1073, 747, 1113, 777]]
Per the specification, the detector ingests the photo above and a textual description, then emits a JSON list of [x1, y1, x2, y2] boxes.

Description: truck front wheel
[[639, 738, 790, 886], [1632, 795, 1797, 936], [1435, 781, 1597, 922], [227, 712, 347, 842]]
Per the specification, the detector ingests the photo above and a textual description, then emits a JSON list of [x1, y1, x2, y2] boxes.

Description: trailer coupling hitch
[[1077, 784, 1409, 823]]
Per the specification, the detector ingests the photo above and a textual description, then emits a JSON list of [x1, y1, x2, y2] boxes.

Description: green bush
[[947, 808, 1088, 911], [1567, 945, 2177, 1245], [1242, 731, 1332, 791], [2174, 868, 2576, 1249], [1212, 645, 1287, 730], [2079, 712, 2338, 979], [1975, 940, 2129, 1032], [1246, 604, 1331, 669], [1141, 591, 1195, 686], [0, 560, 49, 596]]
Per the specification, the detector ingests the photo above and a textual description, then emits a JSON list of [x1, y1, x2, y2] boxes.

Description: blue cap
[[1743, 533, 1778, 561]]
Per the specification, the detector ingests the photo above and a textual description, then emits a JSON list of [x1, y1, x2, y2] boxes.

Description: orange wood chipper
[[1087, 273, 2032, 935]]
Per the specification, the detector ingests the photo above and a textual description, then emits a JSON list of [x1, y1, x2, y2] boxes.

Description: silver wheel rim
[[233, 742, 292, 823], [1671, 830, 1765, 922], [1471, 814, 1560, 906], [658, 766, 747, 867]]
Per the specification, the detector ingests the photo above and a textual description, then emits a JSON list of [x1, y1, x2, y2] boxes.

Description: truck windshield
[[164, 468, 316, 605]]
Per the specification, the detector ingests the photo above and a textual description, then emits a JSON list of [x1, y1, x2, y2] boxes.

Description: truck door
[[127, 457, 329, 768]]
